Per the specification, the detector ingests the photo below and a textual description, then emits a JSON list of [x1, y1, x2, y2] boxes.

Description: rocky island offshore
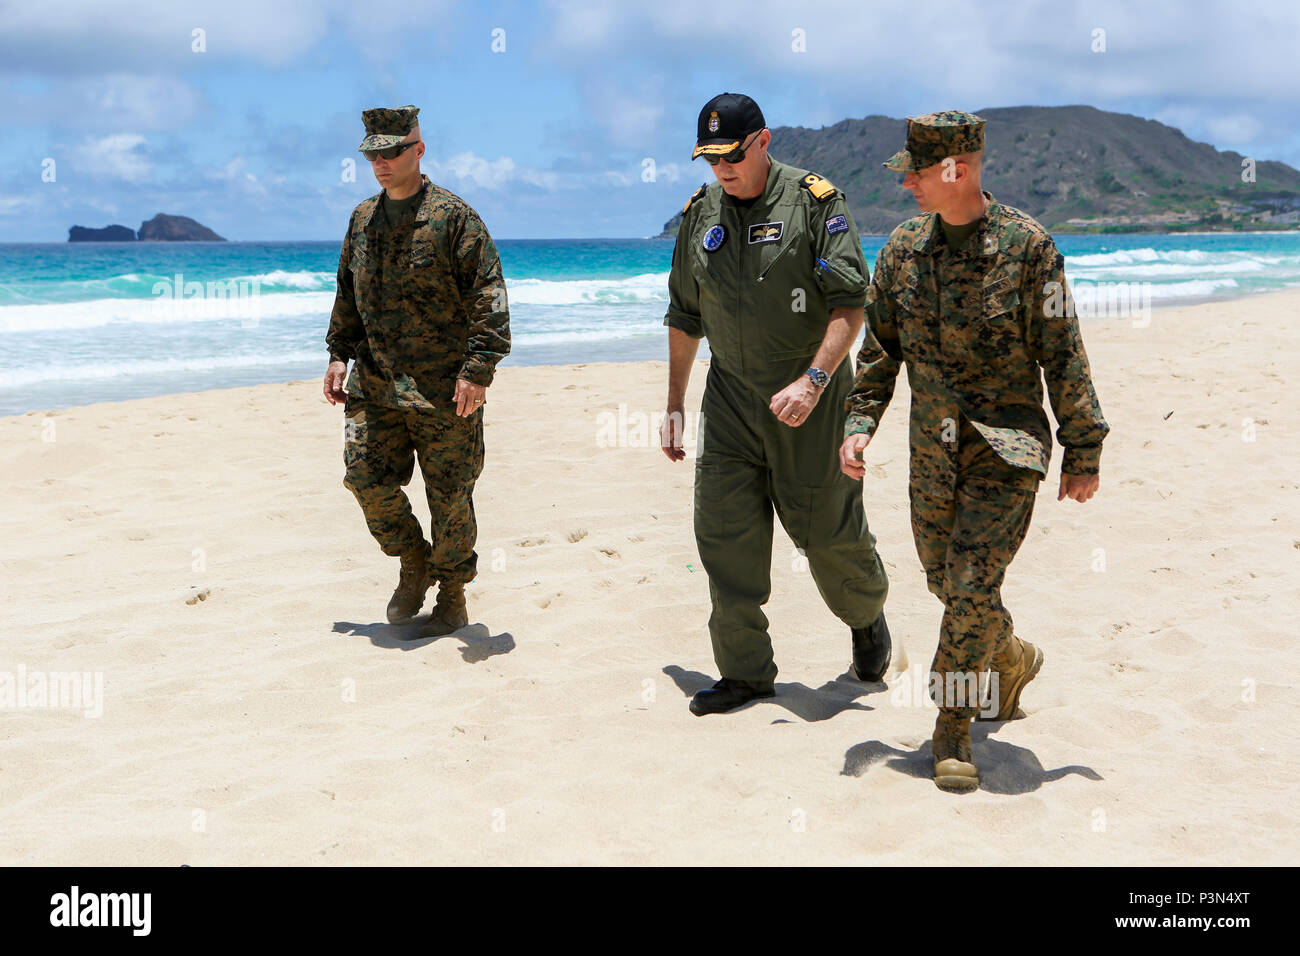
[[68, 213, 225, 242]]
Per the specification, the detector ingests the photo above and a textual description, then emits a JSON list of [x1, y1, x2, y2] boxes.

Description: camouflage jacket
[[665, 157, 869, 398], [845, 192, 1108, 479], [326, 174, 510, 409]]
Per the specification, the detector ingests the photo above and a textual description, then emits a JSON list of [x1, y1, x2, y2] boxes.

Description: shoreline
[[4, 287, 1297, 422]]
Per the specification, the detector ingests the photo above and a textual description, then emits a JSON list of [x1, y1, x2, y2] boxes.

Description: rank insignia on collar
[[702, 224, 727, 252], [748, 221, 784, 243], [708, 111, 720, 133]]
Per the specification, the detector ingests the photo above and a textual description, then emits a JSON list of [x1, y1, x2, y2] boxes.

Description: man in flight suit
[[661, 92, 891, 716], [839, 112, 1107, 791]]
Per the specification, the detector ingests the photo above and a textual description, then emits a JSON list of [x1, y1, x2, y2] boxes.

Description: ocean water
[[1, 232, 1298, 416]]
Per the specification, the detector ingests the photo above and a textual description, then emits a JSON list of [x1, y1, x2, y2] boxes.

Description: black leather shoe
[[689, 678, 775, 716], [850, 612, 892, 682]]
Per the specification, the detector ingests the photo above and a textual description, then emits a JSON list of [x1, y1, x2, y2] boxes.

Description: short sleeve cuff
[[826, 293, 868, 311], [664, 311, 704, 339]]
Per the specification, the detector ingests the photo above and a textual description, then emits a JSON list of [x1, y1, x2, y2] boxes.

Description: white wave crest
[[0, 292, 334, 332], [0, 351, 325, 389], [505, 272, 669, 305]]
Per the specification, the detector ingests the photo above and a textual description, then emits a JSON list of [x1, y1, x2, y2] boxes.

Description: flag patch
[[825, 214, 849, 235]]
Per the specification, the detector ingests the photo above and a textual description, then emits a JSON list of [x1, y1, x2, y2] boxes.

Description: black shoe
[[689, 678, 775, 716], [850, 612, 892, 682]]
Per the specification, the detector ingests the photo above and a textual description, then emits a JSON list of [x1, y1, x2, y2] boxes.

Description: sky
[[1, 0, 1297, 241]]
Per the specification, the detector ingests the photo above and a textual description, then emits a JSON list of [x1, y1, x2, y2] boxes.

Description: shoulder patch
[[682, 185, 707, 215], [801, 173, 837, 202]]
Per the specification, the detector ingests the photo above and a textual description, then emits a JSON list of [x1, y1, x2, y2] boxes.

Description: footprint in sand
[[567, 529, 588, 543], [517, 536, 549, 548]]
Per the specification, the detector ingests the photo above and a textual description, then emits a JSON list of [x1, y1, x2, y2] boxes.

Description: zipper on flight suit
[[755, 234, 796, 282]]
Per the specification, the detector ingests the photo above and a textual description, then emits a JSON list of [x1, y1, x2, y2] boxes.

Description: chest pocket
[[754, 218, 801, 282], [408, 224, 460, 300], [349, 230, 376, 274], [976, 270, 1026, 358], [982, 273, 1019, 316], [894, 270, 932, 318]]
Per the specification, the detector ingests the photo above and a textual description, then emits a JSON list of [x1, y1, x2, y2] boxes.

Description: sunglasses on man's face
[[363, 141, 421, 162], [702, 131, 762, 166]]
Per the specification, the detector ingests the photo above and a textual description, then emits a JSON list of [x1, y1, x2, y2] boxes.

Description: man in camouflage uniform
[[839, 111, 1107, 792], [324, 105, 510, 638], [662, 93, 891, 716]]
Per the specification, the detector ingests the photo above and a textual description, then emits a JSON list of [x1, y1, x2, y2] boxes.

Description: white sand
[[1, 291, 1297, 865]]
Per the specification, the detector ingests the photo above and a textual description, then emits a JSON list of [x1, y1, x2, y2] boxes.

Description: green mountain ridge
[[659, 105, 1300, 236]]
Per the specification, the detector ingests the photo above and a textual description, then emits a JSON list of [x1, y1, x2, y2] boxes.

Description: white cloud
[[0, 195, 35, 217], [426, 152, 561, 191], [1204, 115, 1264, 150], [73, 133, 152, 182]]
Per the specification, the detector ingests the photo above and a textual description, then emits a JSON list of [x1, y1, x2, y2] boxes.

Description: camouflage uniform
[[847, 113, 1107, 718], [327, 107, 510, 588]]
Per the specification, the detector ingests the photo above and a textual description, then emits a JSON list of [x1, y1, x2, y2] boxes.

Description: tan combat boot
[[977, 636, 1044, 722], [386, 543, 431, 624], [418, 582, 468, 638], [932, 711, 979, 793]]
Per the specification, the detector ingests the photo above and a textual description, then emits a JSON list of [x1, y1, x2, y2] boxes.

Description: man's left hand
[[453, 379, 487, 417], [770, 378, 821, 427], [1058, 473, 1100, 502]]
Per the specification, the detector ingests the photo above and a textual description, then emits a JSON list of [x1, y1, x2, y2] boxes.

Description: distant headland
[[68, 214, 226, 242]]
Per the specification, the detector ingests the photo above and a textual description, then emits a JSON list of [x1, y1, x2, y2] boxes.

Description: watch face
[[808, 368, 829, 388]]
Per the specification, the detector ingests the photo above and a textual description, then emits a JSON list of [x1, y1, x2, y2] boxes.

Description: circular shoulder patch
[[701, 224, 727, 253]]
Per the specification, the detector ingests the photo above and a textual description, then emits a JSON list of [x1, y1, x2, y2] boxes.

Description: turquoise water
[[1, 232, 1298, 416]]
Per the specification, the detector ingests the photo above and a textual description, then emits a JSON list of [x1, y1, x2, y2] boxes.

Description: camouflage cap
[[358, 105, 420, 151], [883, 110, 985, 173]]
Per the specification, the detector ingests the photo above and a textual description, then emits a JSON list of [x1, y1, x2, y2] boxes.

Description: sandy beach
[[1, 291, 1297, 866]]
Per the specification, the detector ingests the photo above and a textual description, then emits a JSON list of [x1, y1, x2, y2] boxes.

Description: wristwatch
[[806, 367, 829, 389]]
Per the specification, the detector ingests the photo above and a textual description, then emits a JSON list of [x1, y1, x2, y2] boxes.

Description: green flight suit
[[665, 158, 890, 691], [845, 193, 1108, 717]]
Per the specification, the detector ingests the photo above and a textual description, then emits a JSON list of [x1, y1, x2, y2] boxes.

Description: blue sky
[[1, 0, 1297, 240]]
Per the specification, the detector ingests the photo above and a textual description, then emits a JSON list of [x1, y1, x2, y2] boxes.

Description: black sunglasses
[[702, 130, 763, 166], [363, 141, 422, 162]]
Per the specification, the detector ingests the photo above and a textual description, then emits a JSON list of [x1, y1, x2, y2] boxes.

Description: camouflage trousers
[[342, 397, 484, 586], [910, 419, 1040, 718]]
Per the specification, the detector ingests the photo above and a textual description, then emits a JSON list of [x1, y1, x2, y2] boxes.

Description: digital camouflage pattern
[[666, 157, 889, 690], [343, 398, 484, 586], [326, 173, 511, 409], [358, 105, 420, 151], [844, 191, 1107, 477], [883, 110, 986, 173], [845, 193, 1107, 712], [329, 171, 507, 589], [912, 418, 1038, 718]]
